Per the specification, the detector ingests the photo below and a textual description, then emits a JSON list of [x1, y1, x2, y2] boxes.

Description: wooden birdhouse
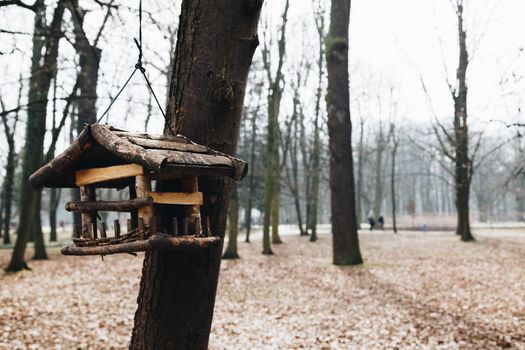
[[29, 124, 247, 256]]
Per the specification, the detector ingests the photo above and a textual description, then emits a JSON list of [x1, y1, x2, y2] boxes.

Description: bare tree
[[6, 0, 67, 271], [261, 0, 289, 253], [0, 79, 21, 245], [326, 0, 363, 265]]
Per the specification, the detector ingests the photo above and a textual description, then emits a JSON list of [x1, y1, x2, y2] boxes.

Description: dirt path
[[0, 231, 523, 349]]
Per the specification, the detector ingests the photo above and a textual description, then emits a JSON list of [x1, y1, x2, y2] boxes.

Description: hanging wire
[[96, 68, 137, 124], [95, 0, 175, 135]]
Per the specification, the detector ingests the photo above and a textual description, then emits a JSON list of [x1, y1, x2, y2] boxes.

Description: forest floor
[[0, 229, 524, 349]]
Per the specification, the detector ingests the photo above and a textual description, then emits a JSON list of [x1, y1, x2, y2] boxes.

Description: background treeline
[[0, 0, 524, 264]]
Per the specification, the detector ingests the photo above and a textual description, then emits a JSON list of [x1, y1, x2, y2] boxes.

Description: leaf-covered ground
[[0, 230, 524, 349]]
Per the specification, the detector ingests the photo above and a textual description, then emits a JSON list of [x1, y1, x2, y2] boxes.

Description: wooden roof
[[29, 124, 247, 188]]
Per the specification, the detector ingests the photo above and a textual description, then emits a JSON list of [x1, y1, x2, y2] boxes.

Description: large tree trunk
[[129, 1, 262, 348], [6, 0, 65, 272], [326, 0, 363, 265], [223, 185, 240, 259]]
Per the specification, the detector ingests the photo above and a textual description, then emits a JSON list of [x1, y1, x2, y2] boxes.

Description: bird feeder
[[29, 124, 247, 256]]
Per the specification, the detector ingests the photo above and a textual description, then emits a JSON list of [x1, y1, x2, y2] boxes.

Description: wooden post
[[135, 174, 154, 233], [205, 216, 212, 237], [181, 175, 201, 235], [138, 218, 145, 240], [114, 220, 121, 238], [80, 186, 97, 238], [88, 223, 96, 240], [73, 225, 81, 239], [129, 183, 139, 230], [172, 217, 179, 237], [100, 222, 107, 239], [182, 217, 189, 236], [127, 219, 132, 233], [195, 217, 202, 237]]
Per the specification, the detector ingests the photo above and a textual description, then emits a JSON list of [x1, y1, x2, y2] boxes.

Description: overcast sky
[[0, 0, 524, 160]]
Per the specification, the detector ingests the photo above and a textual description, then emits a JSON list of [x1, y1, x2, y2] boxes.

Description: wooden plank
[[148, 191, 203, 205], [75, 164, 144, 186]]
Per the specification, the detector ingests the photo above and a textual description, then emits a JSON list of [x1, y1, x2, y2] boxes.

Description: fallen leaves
[[0, 230, 523, 349]]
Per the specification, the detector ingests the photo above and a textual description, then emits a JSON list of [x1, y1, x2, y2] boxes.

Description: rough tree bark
[[326, 0, 363, 265], [129, 1, 262, 348], [6, 0, 66, 271]]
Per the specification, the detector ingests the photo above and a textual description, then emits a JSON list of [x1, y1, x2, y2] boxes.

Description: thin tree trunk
[[391, 129, 399, 234], [0, 187, 4, 240], [244, 108, 258, 243], [453, 1, 474, 242], [49, 187, 61, 242], [261, 0, 289, 253], [310, 4, 325, 242], [271, 145, 283, 244], [373, 126, 388, 219], [326, 0, 363, 265], [356, 116, 365, 225], [6, 0, 66, 272], [223, 185, 240, 259], [129, 1, 262, 348], [32, 192, 48, 260], [1, 138, 16, 245], [69, 0, 102, 235]]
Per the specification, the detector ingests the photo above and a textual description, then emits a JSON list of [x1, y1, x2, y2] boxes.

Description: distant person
[[368, 217, 376, 231], [378, 216, 385, 230], [420, 223, 428, 233]]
